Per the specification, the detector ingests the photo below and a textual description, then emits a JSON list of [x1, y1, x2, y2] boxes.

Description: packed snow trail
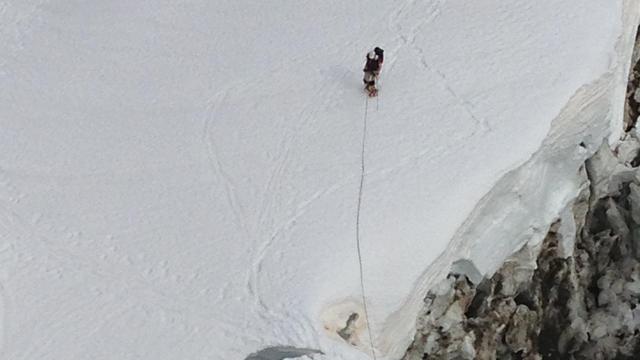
[[0, 1, 636, 359]]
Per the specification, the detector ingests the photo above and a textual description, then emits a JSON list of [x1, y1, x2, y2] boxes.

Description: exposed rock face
[[403, 143, 640, 360], [244, 346, 323, 360], [403, 26, 640, 360], [625, 26, 640, 132]]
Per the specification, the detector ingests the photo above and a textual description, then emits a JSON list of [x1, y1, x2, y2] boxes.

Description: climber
[[363, 47, 384, 97]]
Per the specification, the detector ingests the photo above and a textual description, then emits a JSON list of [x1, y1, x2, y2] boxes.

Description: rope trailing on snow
[[356, 96, 377, 360]]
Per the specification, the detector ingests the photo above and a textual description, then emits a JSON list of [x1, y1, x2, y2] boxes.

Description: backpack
[[365, 56, 380, 72]]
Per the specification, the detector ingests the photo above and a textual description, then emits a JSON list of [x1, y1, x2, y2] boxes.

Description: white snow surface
[[0, 1, 638, 359]]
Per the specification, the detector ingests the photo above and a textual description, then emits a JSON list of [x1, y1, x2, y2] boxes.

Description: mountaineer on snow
[[363, 47, 384, 97]]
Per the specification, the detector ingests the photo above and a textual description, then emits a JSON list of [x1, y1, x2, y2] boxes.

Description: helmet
[[367, 51, 377, 60], [374, 47, 383, 55]]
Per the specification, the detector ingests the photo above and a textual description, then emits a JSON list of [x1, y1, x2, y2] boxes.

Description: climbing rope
[[356, 96, 377, 360]]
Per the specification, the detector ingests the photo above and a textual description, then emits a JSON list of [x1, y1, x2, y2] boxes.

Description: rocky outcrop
[[244, 346, 323, 360], [624, 26, 640, 132], [402, 26, 640, 360], [403, 140, 640, 360]]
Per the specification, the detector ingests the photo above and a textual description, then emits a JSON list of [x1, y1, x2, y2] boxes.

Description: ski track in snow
[[218, 54, 389, 345], [202, 67, 359, 318], [203, 90, 253, 240], [201, 89, 266, 312], [388, 0, 490, 134]]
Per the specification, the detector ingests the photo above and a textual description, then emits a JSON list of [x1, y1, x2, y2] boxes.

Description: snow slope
[[0, 1, 637, 359]]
